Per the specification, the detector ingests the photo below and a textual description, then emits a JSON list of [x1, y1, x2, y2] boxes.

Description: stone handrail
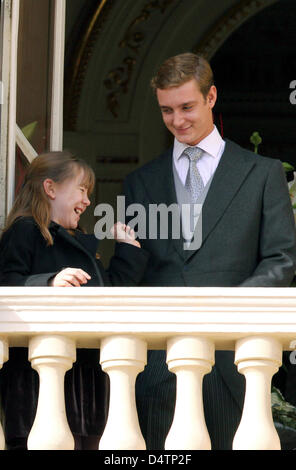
[[0, 286, 296, 450]]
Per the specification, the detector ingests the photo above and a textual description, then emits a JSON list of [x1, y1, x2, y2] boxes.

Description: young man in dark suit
[[123, 52, 296, 449]]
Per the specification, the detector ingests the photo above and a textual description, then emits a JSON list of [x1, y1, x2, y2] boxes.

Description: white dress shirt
[[173, 125, 225, 186]]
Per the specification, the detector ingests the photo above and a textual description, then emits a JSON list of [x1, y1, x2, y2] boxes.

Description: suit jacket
[[123, 139, 296, 449], [123, 139, 296, 288]]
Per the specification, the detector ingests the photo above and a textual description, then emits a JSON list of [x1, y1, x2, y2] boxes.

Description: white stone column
[[99, 335, 147, 450], [165, 336, 215, 450], [0, 338, 8, 450], [27, 335, 76, 450], [233, 336, 282, 450]]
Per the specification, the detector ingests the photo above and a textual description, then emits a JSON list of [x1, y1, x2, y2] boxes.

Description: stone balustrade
[[0, 286, 295, 450]]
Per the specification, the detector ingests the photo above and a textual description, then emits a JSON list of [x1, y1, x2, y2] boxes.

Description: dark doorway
[[211, 0, 296, 168]]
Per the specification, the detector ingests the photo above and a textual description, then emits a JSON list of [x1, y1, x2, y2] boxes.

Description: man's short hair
[[150, 52, 214, 99]]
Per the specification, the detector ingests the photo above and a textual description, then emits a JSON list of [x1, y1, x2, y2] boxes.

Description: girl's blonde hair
[[4, 150, 95, 245]]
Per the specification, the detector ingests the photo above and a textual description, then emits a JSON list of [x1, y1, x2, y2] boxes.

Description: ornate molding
[[64, 0, 178, 129], [119, 0, 176, 54], [64, 0, 115, 131], [103, 0, 177, 118], [64, 0, 278, 130], [194, 0, 278, 59], [103, 56, 137, 119]]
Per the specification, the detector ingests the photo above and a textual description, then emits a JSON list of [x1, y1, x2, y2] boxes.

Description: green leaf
[[21, 121, 37, 141], [250, 131, 262, 154], [282, 162, 295, 172], [272, 386, 296, 430]]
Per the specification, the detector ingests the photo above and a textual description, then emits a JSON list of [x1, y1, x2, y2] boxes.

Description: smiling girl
[[0, 151, 148, 450]]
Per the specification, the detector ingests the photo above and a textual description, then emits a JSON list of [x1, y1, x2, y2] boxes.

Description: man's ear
[[207, 85, 217, 109], [43, 179, 56, 199]]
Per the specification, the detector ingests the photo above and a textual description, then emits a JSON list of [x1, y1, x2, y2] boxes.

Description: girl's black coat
[[0, 217, 149, 443], [0, 216, 148, 287]]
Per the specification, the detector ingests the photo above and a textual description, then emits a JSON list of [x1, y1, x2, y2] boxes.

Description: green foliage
[[250, 131, 294, 173], [283, 162, 295, 172], [21, 121, 37, 141], [272, 386, 296, 430], [250, 131, 262, 154]]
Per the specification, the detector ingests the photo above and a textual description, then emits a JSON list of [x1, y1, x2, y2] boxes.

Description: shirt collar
[[174, 125, 224, 162]]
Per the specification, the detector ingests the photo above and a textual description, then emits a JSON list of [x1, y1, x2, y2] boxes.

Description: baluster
[[27, 335, 76, 450], [165, 336, 214, 450], [0, 339, 8, 450], [99, 335, 147, 450], [233, 336, 282, 450]]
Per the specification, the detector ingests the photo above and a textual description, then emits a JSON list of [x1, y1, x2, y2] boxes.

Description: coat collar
[[49, 222, 104, 284], [49, 222, 98, 258], [201, 139, 256, 242], [184, 139, 256, 261], [139, 149, 185, 258], [140, 148, 178, 207]]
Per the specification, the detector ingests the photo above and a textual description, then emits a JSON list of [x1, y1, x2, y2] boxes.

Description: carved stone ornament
[[195, 0, 277, 58], [103, 0, 177, 118], [64, 0, 277, 128]]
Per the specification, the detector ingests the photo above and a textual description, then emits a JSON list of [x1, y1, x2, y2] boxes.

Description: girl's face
[[45, 168, 91, 229]]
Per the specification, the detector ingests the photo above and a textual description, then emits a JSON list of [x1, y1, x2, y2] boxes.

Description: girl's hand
[[50, 267, 91, 287], [111, 222, 141, 248]]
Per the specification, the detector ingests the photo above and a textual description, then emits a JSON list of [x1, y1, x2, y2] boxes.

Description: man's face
[[156, 78, 217, 146]]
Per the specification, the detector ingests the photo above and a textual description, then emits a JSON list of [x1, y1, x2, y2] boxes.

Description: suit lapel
[[141, 149, 184, 259], [142, 149, 177, 206], [185, 139, 256, 261], [141, 140, 256, 261]]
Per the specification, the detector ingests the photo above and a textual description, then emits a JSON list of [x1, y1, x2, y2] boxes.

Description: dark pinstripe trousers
[[136, 350, 245, 450]]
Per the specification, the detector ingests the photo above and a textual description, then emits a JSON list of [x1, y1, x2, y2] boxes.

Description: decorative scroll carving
[[64, 0, 277, 129], [104, 0, 176, 118], [103, 57, 137, 119], [118, 0, 175, 54], [194, 0, 278, 59], [64, 0, 177, 128], [64, 0, 115, 131]]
